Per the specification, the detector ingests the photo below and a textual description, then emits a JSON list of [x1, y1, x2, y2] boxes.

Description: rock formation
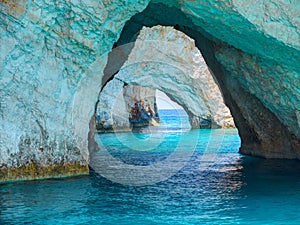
[[0, 0, 299, 182], [98, 26, 234, 130], [96, 80, 158, 132], [115, 25, 235, 129]]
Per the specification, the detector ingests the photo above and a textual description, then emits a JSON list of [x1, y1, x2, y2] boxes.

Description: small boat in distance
[[129, 101, 160, 128]]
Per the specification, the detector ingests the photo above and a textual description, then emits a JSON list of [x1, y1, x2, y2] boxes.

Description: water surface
[[1, 110, 300, 224]]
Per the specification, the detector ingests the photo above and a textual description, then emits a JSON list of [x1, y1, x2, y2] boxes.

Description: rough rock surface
[[0, 0, 299, 182], [111, 1, 300, 159], [0, 0, 149, 182], [96, 79, 130, 131], [115, 26, 234, 129]]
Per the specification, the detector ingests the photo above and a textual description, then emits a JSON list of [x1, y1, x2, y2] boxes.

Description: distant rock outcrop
[[96, 81, 159, 132]]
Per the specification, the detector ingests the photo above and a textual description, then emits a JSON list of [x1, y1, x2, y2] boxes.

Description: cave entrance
[[79, 1, 298, 188], [94, 23, 235, 135], [99, 24, 234, 131], [88, 20, 240, 186], [87, 3, 239, 168], [98, 1, 300, 160]]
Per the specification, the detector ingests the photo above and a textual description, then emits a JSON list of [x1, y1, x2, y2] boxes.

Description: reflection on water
[[1, 128, 300, 224]]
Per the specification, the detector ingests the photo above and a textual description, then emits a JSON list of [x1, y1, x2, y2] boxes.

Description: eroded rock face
[[96, 79, 130, 131], [0, 0, 149, 182], [0, 0, 299, 182]]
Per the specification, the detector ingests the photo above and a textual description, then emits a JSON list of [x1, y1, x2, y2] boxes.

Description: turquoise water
[[1, 110, 300, 224]]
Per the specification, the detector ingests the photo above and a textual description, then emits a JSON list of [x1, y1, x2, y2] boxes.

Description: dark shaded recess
[[88, 112, 98, 152], [102, 42, 135, 91], [97, 2, 299, 158]]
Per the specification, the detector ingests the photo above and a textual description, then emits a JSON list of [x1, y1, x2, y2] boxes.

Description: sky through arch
[[156, 90, 183, 110]]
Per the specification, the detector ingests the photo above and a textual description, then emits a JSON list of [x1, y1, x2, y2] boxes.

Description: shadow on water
[[88, 154, 300, 195]]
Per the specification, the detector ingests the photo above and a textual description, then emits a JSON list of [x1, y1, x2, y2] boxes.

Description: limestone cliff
[[0, 0, 299, 182], [0, 0, 149, 182]]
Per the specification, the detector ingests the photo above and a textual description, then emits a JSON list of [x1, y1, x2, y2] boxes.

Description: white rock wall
[[96, 79, 127, 131], [0, 0, 149, 181]]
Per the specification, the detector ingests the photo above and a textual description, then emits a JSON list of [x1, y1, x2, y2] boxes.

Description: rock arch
[[97, 25, 234, 131], [102, 2, 300, 159], [0, 0, 299, 182]]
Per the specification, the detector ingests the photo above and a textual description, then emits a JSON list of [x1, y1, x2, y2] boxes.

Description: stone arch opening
[[94, 25, 234, 135], [0, 0, 299, 183], [1, 0, 299, 185], [90, 2, 299, 159]]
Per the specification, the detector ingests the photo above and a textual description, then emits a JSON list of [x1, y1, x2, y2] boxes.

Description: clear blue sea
[[1, 109, 300, 224]]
